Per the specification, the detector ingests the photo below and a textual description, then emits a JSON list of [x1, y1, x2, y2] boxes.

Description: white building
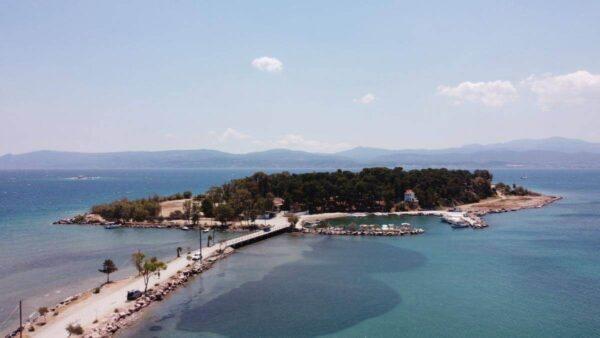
[[404, 189, 418, 203]]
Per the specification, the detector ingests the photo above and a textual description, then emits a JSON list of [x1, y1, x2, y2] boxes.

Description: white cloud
[[353, 93, 376, 104], [251, 56, 283, 73], [218, 128, 249, 142], [208, 129, 349, 153], [438, 80, 518, 107], [522, 70, 600, 110], [275, 134, 351, 152]]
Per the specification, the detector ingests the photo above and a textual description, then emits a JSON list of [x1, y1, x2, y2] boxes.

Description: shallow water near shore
[[120, 169, 600, 338], [1, 169, 599, 337], [0, 169, 257, 334]]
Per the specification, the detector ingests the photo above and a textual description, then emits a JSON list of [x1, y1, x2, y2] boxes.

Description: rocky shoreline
[[53, 194, 561, 232], [85, 247, 234, 338], [25, 194, 563, 338], [6, 248, 235, 338], [303, 226, 425, 236], [52, 216, 261, 232], [53, 217, 183, 229], [458, 195, 562, 216]]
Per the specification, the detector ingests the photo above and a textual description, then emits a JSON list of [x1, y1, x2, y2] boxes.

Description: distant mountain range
[[2, 137, 600, 169]]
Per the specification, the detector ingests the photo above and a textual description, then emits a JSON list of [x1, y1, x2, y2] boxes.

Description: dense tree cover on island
[[89, 167, 498, 222], [90, 191, 196, 221], [494, 182, 537, 196], [91, 198, 161, 221], [206, 167, 495, 214]]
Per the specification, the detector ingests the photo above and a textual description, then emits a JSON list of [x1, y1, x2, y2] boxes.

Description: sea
[[1, 169, 599, 337]]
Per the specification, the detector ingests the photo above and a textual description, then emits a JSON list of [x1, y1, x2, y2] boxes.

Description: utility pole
[[19, 300, 22, 338], [198, 224, 202, 261]]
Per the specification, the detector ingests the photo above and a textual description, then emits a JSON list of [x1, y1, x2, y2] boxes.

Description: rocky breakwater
[[53, 214, 115, 226], [5, 293, 85, 337], [53, 214, 186, 229], [83, 247, 235, 338], [304, 226, 425, 236], [11, 247, 236, 338]]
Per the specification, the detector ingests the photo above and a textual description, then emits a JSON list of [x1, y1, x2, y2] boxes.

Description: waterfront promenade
[[31, 216, 292, 338]]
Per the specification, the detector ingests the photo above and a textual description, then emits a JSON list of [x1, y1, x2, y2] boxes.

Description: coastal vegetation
[[131, 252, 167, 293], [495, 182, 538, 196], [98, 259, 118, 284], [90, 191, 195, 222], [287, 214, 299, 227], [38, 306, 49, 320], [65, 323, 83, 336], [208, 167, 495, 213], [83, 167, 499, 224], [132, 251, 145, 276], [91, 198, 161, 222]]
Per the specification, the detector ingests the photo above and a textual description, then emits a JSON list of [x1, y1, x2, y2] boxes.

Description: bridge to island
[[29, 215, 295, 338], [29, 211, 463, 338]]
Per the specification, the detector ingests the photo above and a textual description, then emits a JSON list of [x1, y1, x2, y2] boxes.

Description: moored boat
[[104, 224, 122, 229]]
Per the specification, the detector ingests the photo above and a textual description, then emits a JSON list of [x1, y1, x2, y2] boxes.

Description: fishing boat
[[104, 224, 122, 229]]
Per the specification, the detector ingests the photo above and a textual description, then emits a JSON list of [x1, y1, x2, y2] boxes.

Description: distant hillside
[[2, 137, 600, 169], [0, 149, 357, 169], [335, 147, 398, 161]]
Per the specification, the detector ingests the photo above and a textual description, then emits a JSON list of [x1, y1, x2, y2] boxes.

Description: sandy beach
[[23, 214, 292, 338]]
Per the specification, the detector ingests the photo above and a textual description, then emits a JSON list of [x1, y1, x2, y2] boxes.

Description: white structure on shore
[[404, 189, 418, 203]]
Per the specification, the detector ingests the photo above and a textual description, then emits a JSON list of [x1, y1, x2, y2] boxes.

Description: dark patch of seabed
[[177, 236, 426, 337]]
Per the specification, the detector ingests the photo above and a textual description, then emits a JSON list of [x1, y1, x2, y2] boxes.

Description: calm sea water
[[119, 169, 600, 338], [0, 169, 258, 334], [1, 169, 599, 337]]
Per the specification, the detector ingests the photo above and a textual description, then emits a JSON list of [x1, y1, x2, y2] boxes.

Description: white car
[[191, 253, 202, 261]]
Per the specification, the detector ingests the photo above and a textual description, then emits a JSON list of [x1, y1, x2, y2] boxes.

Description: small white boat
[[104, 224, 121, 229], [202, 229, 210, 233], [181, 226, 190, 231]]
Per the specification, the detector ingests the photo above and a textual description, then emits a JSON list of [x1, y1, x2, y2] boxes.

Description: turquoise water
[[0, 169, 257, 333], [120, 169, 600, 337]]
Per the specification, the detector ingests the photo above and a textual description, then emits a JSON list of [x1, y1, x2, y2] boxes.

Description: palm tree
[[176, 247, 182, 258]]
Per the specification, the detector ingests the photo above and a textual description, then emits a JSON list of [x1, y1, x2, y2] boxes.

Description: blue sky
[[1, 1, 599, 154]]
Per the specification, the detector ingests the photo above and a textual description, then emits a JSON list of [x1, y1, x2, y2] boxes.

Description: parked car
[[263, 227, 271, 232], [192, 253, 201, 261], [127, 290, 142, 301]]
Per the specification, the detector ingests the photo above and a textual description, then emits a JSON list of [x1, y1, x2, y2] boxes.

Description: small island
[[28, 167, 561, 338], [55, 167, 559, 231]]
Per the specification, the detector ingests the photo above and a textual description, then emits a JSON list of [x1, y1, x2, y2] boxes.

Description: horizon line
[[1, 136, 597, 157]]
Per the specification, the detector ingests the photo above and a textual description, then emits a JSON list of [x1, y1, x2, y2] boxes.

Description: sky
[[1, 1, 600, 155]]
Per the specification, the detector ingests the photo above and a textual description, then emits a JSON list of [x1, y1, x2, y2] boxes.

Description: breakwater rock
[[303, 227, 424, 236], [83, 247, 235, 338]]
